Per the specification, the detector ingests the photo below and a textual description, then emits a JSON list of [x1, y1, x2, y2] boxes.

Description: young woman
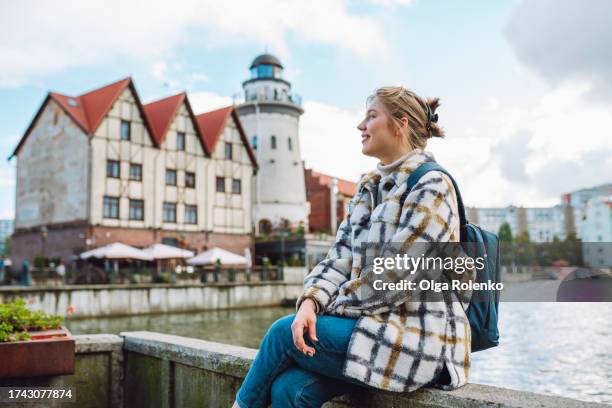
[[233, 86, 472, 408]]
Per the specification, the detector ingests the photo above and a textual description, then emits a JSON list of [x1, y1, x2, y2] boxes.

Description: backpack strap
[[404, 162, 468, 229]]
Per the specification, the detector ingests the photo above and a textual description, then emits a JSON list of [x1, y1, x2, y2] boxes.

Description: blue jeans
[[235, 313, 372, 408]]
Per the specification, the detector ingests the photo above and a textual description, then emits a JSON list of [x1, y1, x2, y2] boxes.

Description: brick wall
[[11, 224, 253, 268]]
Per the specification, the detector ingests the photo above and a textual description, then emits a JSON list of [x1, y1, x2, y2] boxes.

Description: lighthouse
[[236, 54, 310, 234]]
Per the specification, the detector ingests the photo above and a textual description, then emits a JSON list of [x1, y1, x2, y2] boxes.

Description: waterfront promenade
[[0, 331, 605, 408]]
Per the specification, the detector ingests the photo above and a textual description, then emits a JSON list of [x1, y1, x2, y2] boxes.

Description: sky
[[1, 0, 611, 219]]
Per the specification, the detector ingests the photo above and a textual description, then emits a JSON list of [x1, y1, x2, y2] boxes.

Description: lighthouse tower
[[236, 54, 309, 234]]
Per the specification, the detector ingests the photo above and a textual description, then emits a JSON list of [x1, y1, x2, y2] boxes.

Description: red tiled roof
[[80, 78, 131, 132], [195, 106, 232, 152], [48, 92, 89, 133], [10, 78, 256, 166], [11, 77, 156, 157], [143, 93, 186, 145], [310, 170, 357, 197], [195, 106, 258, 168], [142, 92, 210, 155]]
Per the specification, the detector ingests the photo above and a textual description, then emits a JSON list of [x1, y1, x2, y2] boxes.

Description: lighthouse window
[[251, 135, 258, 150], [271, 135, 277, 150], [258, 64, 274, 78], [288, 137, 293, 151]]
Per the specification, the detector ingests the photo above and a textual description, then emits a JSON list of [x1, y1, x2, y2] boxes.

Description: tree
[[498, 223, 513, 243], [2, 237, 10, 257], [515, 230, 531, 244]]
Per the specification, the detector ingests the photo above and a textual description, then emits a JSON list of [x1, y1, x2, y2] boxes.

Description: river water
[[66, 302, 612, 404]]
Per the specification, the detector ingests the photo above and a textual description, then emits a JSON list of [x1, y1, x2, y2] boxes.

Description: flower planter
[[0, 326, 75, 379]]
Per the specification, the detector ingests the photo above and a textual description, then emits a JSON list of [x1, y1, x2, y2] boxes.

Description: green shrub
[[0, 298, 64, 342]]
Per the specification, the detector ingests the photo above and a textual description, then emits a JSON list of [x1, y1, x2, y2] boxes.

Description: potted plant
[[0, 298, 75, 379]]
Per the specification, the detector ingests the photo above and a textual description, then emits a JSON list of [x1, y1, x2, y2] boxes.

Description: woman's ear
[[395, 117, 409, 137]]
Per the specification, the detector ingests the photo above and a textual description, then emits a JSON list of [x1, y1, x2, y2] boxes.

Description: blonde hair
[[367, 86, 445, 149]]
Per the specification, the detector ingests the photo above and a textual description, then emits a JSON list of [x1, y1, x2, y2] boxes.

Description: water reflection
[[67, 303, 612, 404]]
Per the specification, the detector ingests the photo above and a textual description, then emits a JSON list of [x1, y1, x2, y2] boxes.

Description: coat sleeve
[[295, 200, 355, 315], [333, 171, 474, 316]]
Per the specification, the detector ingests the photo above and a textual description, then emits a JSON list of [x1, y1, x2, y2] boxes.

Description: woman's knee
[[267, 314, 295, 339], [271, 367, 321, 408]]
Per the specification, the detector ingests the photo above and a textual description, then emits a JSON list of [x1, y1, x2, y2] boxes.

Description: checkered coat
[[296, 149, 473, 393]]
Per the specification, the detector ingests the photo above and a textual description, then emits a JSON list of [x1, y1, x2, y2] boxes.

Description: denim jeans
[[235, 313, 373, 408]]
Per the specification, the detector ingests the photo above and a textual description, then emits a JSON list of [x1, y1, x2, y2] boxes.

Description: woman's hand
[[291, 298, 319, 356]]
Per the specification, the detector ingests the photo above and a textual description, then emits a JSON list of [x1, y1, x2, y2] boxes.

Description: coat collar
[[357, 148, 436, 195]]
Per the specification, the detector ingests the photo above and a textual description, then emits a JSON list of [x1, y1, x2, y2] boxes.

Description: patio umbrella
[[144, 243, 195, 280], [80, 242, 153, 261], [244, 247, 252, 268], [144, 243, 194, 259], [187, 247, 248, 266]]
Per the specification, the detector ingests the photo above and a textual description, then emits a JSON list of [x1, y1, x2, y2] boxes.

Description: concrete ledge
[[120, 331, 606, 408], [0, 282, 304, 318], [0, 281, 295, 292], [75, 333, 124, 353], [121, 331, 257, 378]]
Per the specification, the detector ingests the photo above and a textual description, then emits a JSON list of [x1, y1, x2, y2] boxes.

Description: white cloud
[[0, 0, 390, 86], [362, 0, 415, 7], [433, 82, 612, 208], [151, 61, 168, 82], [505, 0, 612, 102], [300, 101, 377, 182], [188, 91, 234, 113]]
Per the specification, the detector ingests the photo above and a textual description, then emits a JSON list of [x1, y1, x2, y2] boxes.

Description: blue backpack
[[405, 162, 500, 352]]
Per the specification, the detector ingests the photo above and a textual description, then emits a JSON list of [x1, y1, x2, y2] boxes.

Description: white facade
[[565, 183, 612, 238], [580, 195, 612, 268], [473, 206, 521, 238], [208, 118, 253, 234], [471, 205, 566, 242], [237, 54, 309, 233]]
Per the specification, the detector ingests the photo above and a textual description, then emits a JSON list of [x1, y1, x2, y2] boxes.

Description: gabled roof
[[49, 92, 90, 132], [79, 77, 132, 132], [10, 77, 156, 158], [195, 106, 258, 169], [143, 93, 210, 155], [308, 170, 358, 197], [143, 93, 185, 146]]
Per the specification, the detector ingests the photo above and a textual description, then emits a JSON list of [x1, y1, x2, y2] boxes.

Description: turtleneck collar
[[376, 148, 423, 176]]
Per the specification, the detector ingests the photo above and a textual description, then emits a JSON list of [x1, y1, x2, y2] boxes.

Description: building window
[[129, 199, 144, 220], [166, 169, 177, 186], [120, 120, 131, 141], [163, 202, 177, 223], [129, 163, 142, 181], [251, 135, 258, 150], [185, 172, 195, 188], [288, 137, 292, 151], [162, 237, 179, 247], [177, 132, 186, 151], [232, 179, 241, 194], [106, 160, 120, 178], [271, 135, 277, 150], [216, 177, 225, 193], [103, 196, 119, 219], [185, 205, 197, 224], [225, 142, 233, 160]]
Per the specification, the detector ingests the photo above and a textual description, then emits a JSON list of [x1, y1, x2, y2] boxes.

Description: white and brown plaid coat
[[296, 148, 472, 393]]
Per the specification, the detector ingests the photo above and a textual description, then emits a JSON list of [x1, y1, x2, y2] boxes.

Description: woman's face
[[357, 97, 400, 161]]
